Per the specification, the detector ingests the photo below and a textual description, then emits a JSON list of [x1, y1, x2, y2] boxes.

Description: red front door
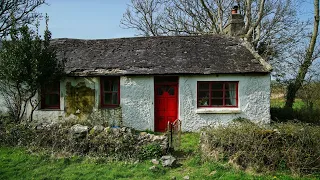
[[155, 83, 178, 132]]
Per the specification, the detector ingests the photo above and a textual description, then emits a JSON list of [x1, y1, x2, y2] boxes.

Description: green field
[[270, 99, 305, 109], [0, 133, 317, 180]]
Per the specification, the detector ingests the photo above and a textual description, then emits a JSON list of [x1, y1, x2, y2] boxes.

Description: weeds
[[0, 121, 166, 161], [201, 121, 320, 175]]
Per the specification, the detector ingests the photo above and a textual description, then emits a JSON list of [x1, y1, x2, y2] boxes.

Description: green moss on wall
[[65, 82, 95, 119]]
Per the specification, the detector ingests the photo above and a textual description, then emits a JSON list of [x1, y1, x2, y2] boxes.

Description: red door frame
[[154, 78, 179, 132]]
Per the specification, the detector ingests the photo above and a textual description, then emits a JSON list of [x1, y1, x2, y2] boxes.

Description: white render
[[120, 76, 154, 130], [179, 74, 271, 131], [0, 74, 270, 132]]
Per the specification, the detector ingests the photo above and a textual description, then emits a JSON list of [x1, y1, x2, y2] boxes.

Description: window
[[197, 81, 238, 107], [100, 77, 120, 107], [41, 82, 60, 109]]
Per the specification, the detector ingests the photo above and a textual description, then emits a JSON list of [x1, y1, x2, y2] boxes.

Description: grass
[[0, 133, 317, 180], [270, 98, 305, 109]]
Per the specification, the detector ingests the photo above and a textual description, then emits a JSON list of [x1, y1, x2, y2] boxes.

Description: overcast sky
[[37, 0, 315, 40]]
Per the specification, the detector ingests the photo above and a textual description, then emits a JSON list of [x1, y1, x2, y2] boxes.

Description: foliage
[[297, 82, 320, 109], [0, 138, 317, 179], [0, 16, 65, 123], [201, 121, 320, 175], [0, 0, 46, 38], [138, 143, 162, 160], [0, 121, 166, 161], [271, 107, 320, 124]]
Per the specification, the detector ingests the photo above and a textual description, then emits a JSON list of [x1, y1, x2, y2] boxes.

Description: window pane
[[225, 83, 236, 91], [112, 93, 118, 104], [167, 86, 175, 95], [198, 91, 209, 106], [104, 93, 112, 104], [157, 87, 163, 95], [44, 94, 59, 107], [51, 94, 59, 106], [45, 95, 50, 105], [104, 80, 111, 91], [211, 99, 223, 106], [225, 98, 236, 106], [198, 83, 209, 90], [52, 83, 60, 92], [112, 80, 119, 91], [211, 83, 223, 90], [211, 91, 223, 98], [225, 90, 236, 99]]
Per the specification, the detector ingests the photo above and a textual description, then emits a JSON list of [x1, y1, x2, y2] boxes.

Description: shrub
[[200, 121, 320, 175], [271, 107, 320, 124], [0, 121, 166, 161], [138, 143, 162, 160]]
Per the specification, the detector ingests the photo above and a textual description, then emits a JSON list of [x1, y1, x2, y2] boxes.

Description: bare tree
[[0, 0, 46, 38], [284, 0, 319, 108], [121, 0, 305, 60]]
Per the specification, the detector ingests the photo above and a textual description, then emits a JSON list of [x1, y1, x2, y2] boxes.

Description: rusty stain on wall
[[65, 81, 95, 119]]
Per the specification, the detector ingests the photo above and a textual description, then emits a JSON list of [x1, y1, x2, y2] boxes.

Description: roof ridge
[[51, 34, 233, 41]]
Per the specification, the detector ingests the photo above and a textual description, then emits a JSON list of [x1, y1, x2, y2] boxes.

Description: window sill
[[38, 108, 62, 111], [100, 106, 121, 109], [196, 108, 241, 114]]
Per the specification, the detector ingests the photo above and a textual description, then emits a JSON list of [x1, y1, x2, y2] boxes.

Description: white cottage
[[13, 33, 271, 132]]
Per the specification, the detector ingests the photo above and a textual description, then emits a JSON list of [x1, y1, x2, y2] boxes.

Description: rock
[[70, 124, 88, 139], [140, 132, 147, 136], [160, 155, 176, 167], [151, 159, 159, 165], [134, 160, 139, 164], [209, 170, 217, 176], [104, 127, 111, 133], [183, 175, 190, 180], [93, 125, 104, 133], [149, 165, 157, 171], [35, 122, 56, 130]]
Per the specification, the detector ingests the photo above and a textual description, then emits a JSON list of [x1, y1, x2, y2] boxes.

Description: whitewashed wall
[[120, 76, 154, 131], [1, 74, 270, 132], [179, 74, 271, 131], [28, 76, 155, 131]]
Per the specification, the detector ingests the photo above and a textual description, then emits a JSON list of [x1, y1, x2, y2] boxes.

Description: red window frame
[[197, 81, 238, 108], [100, 77, 120, 108], [41, 82, 60, 109]]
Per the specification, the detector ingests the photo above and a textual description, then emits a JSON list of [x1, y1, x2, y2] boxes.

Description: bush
[[271, 107, 320, 124], [138, 143, 163, 160], [200, 121, 320, 175], [0, 121, 167, 161]]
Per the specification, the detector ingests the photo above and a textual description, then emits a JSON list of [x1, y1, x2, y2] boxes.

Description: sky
[[38, 0, 136, 39], [38, 0, 315, 40]]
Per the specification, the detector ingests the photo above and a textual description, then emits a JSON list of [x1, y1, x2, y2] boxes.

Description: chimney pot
[[224, 5, 244, 36], [232, 5, 239, 14]]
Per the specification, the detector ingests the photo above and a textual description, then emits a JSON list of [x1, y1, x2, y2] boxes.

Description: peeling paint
[[65, 81, 95, 119]]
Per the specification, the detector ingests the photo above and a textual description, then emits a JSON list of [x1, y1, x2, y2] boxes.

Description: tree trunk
[[284, 0, 319, 109]]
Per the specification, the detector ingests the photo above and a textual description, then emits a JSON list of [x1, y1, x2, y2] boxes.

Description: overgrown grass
[[270, 98, 320, 124], [0, 133, 316, 180], [201, 122, 320, 177], [270, 99, 305, 110]]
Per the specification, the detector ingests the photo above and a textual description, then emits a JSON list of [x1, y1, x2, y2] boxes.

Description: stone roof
[[51, 35, 272, 76]]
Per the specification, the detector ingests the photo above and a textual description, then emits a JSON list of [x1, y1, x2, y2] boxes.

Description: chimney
[[225, 5, 245, 36]]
